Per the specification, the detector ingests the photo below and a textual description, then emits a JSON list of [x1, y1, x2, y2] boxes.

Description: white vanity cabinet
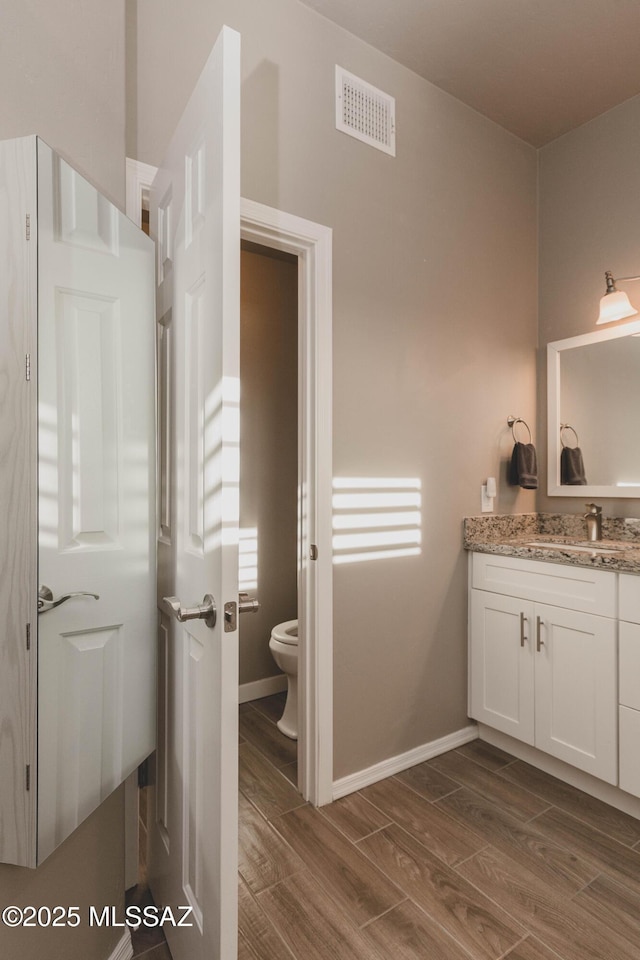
[[469, 553, 618, 784], [619, 574, 640, 797]]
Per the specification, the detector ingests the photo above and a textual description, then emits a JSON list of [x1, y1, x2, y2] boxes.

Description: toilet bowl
[[268, 619, 298, 740]]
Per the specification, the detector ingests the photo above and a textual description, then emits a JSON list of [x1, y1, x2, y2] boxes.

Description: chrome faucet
[[584, 503, 603, 541]]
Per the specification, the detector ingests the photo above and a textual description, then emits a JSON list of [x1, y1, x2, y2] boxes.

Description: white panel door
[[534, 603, 617, 783], [148, 27, 240, 960], [469, 590, 535, 744], [36, 140, 156, 863], [0, 136, 38, 868]]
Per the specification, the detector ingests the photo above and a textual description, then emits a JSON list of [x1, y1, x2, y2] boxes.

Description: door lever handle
[[163, 594, 217, 629], [224, 593, 260, 633], [38, 584, 99, 614], [238, 592, 260, 615]]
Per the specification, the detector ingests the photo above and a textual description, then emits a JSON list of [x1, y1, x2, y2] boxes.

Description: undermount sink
[[523, 540, 623, 555]]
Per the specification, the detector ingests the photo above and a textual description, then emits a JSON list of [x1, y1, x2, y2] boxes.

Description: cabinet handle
[[536, 615, 545, 652], [520, 611, 528, 647]]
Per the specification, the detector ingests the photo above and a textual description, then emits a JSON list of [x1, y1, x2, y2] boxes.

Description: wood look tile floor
[[240, 695, 640, 960]]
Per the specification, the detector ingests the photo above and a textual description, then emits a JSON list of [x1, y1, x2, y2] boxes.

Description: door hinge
[[26, 623, 31, 651], [26, 765, 31, 791], [310, 544, 318, 560], [25, 353, 31, 381], [26, 214, 30, 240]]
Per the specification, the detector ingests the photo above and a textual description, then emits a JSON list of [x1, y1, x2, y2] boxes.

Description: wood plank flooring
[[240, 695, 640, 960]]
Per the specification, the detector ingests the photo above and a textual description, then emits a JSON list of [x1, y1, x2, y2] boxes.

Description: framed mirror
[[547, 320, 640, 497]]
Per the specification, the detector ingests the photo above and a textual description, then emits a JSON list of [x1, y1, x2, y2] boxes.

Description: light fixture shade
[[597, 289, 639, 324]]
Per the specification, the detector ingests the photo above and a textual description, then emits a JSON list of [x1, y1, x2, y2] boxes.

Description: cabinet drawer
[[620, 622, 640, 709], [619, 706, 640, 798], [619, 573, 640, 624], [471, 552, 616, 617]]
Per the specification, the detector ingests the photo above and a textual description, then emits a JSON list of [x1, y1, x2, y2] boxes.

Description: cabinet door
[[469, 590, 535, 744], [619, 706, 640, 797], [534, 604, 617, 783]]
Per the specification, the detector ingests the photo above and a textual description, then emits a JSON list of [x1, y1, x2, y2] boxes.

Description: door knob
[[163, 594, 217, 628], [38, 584, 100, 614]]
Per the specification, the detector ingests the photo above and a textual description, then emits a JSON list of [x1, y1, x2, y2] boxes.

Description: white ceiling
[[298, 0, 640, 146]]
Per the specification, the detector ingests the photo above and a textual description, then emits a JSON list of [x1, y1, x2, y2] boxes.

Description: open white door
[[37, 139, 156, 864], [149, 27, 241, 960]]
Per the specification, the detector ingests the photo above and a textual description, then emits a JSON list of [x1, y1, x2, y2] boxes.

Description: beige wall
[[1, 0, 126, 207], [0, 791, 125, 960], [131, 0, 538, 779], [0, 4, 127, 958], [538, 94, 640, 517], [240, 247, 298, 686]]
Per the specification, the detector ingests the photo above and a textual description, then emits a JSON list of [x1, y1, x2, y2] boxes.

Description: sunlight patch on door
[[202, 375, 240, 550], [239, 527, 258, 591], [332, 477, 421, 564], [221, 376, 240, 547], [38, 402, 59, 548]]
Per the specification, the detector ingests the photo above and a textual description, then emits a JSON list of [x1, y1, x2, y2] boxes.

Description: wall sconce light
[[597, 270, 640, 324]]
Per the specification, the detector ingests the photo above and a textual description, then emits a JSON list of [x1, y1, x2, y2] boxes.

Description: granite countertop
[[464, 513, 640, 574]]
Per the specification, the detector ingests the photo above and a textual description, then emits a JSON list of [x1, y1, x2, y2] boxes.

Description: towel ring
[[507, 416, 532, 444], [560, 424, 579, 449]]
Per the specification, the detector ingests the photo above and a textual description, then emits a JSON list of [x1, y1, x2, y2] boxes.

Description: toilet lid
[[271, 619, 298, 646]]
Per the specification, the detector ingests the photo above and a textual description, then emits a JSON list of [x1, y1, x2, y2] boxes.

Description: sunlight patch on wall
[[332, 477, 422, 565], [239, 527, 258, 591]]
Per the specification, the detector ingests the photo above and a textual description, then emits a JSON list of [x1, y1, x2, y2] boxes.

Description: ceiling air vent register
[[335, 66, 396, 157]]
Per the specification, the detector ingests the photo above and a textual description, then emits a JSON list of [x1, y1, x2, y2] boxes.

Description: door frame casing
[[240, 198, 333, 806], [126, 163, 333, 806]]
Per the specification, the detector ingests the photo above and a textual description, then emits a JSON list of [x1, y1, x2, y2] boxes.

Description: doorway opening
[[240, 199, 333, 807], [238, 239, 300, 785]]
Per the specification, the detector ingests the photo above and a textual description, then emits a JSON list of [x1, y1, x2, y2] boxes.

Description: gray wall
[[0, 791, 125, 960], [1, 0, 126, 207], [0, 3, 127, 958], [538, 94, 640, 517], [240, 247, 298, 686], [131, 0, 538, 779]]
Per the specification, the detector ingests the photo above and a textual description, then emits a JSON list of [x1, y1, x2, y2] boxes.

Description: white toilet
[[269, 619, 298, 740]]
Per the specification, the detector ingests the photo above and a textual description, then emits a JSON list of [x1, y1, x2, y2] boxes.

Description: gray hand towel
[[561, 446, 587, 485], [509, 442, 538, 489]]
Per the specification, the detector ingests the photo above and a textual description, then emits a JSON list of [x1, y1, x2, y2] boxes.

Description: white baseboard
[[332, 724, 479, 799], [107, 930, 133, 960], [239, 674, 287, 704], [479, 724, 640, 820]]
